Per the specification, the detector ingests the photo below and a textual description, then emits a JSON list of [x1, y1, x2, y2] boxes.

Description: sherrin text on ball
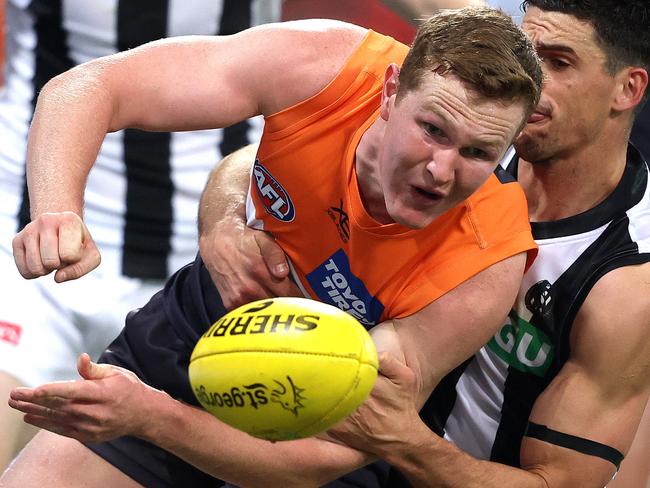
[[189, 297, 378, 441]]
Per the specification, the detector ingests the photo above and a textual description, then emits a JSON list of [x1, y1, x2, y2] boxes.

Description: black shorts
[[86, 258, 229, 487]]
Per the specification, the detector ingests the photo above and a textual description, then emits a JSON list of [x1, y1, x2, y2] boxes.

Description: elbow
[[529, 471, 552, 488], [36, 59, 118, 130]]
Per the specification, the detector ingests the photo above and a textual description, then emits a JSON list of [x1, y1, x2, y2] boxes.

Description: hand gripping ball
[[189, 297, 378, 441]]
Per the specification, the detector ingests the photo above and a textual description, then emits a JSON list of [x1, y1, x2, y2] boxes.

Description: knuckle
[[26, 262, 46, 276], [41, 255, 62, 268], [88, 248, 101, 265], [59, 247, 81, 263]]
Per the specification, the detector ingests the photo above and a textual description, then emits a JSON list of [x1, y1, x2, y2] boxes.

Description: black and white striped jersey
[[421, 145, 650, 467], [0, 0, 261, 279]]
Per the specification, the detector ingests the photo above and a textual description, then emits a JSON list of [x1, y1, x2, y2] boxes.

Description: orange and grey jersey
[[246, 31, 537, 325]]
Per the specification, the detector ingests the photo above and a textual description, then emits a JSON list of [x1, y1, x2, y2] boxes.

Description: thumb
[[377, 351, 408, 381], [55, 237, 101, 283], [255, 231, 289, 280], [77, 353, 115, 380]]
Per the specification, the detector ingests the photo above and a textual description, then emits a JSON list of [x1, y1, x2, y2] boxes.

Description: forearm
[[26, 65, 115, 217], [141, 389, 369, 487], [383, 426, 548, 488]]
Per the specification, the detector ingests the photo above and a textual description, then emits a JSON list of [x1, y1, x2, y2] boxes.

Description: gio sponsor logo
[[306, 249, 384, 326], [487, 311, 554, 377], [253, 160, 295, 222], [193, 375, 306, 416]]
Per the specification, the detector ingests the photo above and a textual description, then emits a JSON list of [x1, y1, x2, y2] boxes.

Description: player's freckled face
[[378, 72, 525, 229]]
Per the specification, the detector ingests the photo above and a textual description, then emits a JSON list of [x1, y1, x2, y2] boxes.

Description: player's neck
[[517, 138, 629, 223], [355, 119, 392, 224]]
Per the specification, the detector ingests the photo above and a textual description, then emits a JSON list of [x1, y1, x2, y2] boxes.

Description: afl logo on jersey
[[253, 160, 295, 222]]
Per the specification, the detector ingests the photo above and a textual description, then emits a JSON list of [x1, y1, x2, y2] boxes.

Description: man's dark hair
[[523, 0, 650, 75]]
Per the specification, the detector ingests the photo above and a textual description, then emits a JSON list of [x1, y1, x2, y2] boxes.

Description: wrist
[[381, 420, 438, 470], [136, 386, 180, 444]]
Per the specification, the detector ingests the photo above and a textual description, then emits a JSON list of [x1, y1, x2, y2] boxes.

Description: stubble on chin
[[514, 132, 552, 164]]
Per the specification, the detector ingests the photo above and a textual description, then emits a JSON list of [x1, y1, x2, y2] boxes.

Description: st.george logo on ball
[[189, 297, 378, 441]]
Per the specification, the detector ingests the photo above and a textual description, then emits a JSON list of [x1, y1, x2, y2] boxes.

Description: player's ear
[[612, 66, 648, 113], [380, 64, 400, 121]]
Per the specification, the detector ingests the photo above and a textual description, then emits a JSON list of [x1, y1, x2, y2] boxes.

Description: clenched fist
[[12, 211, 100, 282]]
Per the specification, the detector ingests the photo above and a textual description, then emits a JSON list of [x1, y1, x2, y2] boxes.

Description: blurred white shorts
[[0, 244, 164, 386]]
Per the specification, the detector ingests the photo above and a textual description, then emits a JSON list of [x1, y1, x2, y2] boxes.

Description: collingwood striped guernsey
[[0, 0, 261, 279], [421, 145, 650, 468]]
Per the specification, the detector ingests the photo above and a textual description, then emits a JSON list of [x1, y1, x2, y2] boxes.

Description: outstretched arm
[[12, 20, 366, 283], [10, 354, 367, 487], [329, 263, 650, 488]]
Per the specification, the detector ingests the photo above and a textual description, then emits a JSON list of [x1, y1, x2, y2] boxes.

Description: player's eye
[[546, 57, 570, 70], [424, 123, 445, 138], [460, 147, 490, 160]]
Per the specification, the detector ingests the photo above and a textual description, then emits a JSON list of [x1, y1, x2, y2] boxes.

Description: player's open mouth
[[413, 186, 443, 202]]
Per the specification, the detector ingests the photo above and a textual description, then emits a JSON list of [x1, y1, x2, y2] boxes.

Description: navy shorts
[[86, 258, 229, 487]]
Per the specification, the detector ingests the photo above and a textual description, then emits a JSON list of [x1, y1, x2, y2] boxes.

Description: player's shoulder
[[573, 262, 650, 356], [563, 262, 650, 399], [243, 20, 371, 116], [254, 19, 368, 59], [583, 262, 650, 320]]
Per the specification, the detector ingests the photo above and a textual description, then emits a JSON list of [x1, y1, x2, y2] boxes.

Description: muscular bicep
[[520, 264, 650, 488], [381, 252, 526, 403], [75, 20, 367, 132]]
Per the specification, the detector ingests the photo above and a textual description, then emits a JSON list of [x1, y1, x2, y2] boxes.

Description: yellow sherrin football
[[189, 297, 378, 441]]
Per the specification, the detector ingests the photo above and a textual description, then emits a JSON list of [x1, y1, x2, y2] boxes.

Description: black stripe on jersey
[[494, 163, 517, 184], [18, 0, 75, 230], [118, 1, 173, 279], [219, 0, 252, 34], [552, 215, 647, 367], [420, 357, 473, 436], [218, 0, 254, 159], [490, 367, 545, 466]]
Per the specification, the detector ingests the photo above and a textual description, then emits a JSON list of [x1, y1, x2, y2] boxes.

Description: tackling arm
[[198, 145, 300, 310], [331, 262, 650, 488]]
